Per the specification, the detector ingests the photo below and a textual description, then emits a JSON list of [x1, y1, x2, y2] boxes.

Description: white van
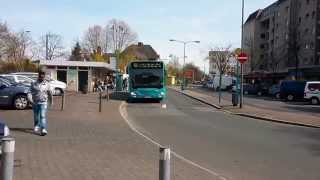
[[213, 75, 234, 90], [304, 81, 320, 105]]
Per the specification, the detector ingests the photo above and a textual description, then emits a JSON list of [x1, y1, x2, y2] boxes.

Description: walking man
[[28, 70, 53, 136]]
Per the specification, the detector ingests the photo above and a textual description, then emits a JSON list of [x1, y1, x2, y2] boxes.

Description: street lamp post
[[169, 39, 200, 91]]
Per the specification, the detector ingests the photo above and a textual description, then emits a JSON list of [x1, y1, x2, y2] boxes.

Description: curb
[[169, 87, 320, 129], [232, 113, 319, 129], [181, 91, 222, 109]]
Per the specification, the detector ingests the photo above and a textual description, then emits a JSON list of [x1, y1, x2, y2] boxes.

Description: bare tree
[[0, 22, 10, 60], [82, 25, 106, 53], [39, 33, 65, 60], [106, 19, 138, 53], [208, 45, 233, 104], [1, 31, 31, 62], [168, 54, 181, 69]]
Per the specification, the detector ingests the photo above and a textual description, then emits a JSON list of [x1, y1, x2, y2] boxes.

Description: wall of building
[[296, 0, 317, 67], [244, 0, 320, 76]]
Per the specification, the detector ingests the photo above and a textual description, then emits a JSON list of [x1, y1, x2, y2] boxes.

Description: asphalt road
[[125, 89, 320, 180], [192, 87, 320, 115]]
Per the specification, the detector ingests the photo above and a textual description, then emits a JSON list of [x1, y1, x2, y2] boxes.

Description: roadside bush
[[0, 59, 38, 73]]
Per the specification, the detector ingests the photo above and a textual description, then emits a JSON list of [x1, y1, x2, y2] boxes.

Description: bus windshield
[[131, 69, 163, 88]]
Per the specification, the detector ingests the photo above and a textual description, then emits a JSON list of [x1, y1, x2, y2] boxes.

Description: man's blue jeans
[[33, 104, 47, 129]]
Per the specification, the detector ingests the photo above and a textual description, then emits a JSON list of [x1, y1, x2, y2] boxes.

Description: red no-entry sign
[[237, 52, 248, 64]]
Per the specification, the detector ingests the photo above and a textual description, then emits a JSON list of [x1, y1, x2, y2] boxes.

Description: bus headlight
[[130, 92, 137, 96], [160, 92, 165, 96]]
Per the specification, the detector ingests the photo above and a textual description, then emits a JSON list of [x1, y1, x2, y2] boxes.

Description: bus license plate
[[145, 96, 152, 98]]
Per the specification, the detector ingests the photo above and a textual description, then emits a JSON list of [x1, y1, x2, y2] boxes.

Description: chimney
[[138, 42, 143, 47]]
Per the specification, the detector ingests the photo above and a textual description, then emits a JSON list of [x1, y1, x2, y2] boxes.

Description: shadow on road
[[10, 127, 34, 135], [109, 92, 129, 101]]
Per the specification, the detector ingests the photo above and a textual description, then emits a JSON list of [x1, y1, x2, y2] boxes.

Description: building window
[[305, 43, 310, 49], [69, 66, 77, 70], [265, 43, 270, 50], [299, 17, 302, 24], [306, 0, 310, 4], [260, 44, 265, 49], [312, 11, 316, 19], [57, 66, 67, 70], [47, 66, 55, 69], [310, 57, 314, 64], [305, 28, 309, 34], [261, 33, 266, 39], [306, 13, 310, 19], [311, 42, 315, 49], [79, 67, 89, 70]]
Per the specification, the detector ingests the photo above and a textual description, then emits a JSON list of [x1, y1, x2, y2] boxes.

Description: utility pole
[[183, 42, 186, 90], [240, 0, 245, 108], [45, 33, 49, 60]]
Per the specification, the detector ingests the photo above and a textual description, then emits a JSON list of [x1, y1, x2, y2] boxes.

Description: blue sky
[[1, 0, 275, 70]]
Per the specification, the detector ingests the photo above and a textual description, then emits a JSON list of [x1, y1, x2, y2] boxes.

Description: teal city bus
[[127, 61, 167, 101]]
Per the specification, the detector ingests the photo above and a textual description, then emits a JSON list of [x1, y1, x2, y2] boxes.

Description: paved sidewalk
[[0, 92, 220, 180], [170, 87, 320, 128]]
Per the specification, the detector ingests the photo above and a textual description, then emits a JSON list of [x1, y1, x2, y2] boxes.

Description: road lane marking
[[119, 101, 230, 180]]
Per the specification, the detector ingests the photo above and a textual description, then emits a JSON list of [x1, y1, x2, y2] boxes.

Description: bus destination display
[[132, 62, 163, 69]]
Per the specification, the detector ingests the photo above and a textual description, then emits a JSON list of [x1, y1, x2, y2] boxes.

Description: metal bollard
[[61, 92, 65, 111], [1, 138, 15, 180], [159, 147, 170, 180], [99, 92, 102, 112], [106, 87, 110, 101]]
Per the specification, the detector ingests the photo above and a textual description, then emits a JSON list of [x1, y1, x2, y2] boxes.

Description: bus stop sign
[[237, 52, 248, 64]]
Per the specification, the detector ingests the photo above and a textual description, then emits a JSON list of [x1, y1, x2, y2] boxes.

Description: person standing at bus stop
[[28, 70, 53, 136]]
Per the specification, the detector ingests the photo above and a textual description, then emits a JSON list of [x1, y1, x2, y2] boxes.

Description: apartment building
[[243, 0, 320, 80]]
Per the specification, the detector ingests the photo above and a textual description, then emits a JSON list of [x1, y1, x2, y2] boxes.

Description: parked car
[[304, 81, 320, 105], [0, 78, 30, 110], [0, 74, 34, 86], [280, 80, 307, 101], [268, 84, 281, 99], [243, 83, 269, 96], [10, 72, 66, 95], [243, 83, 258, 95], [10, 72, 38, 81]]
